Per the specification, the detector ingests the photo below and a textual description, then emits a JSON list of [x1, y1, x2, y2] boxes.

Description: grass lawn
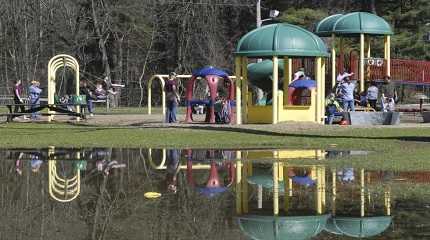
[[1, 122, 430, 171]]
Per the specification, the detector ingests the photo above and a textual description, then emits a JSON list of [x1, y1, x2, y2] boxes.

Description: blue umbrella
[[192, 66, 229, 78], [289, 79, 317, 89]]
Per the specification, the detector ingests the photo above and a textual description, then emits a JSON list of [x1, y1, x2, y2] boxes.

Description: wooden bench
[[92, 98, 109, 112], [0, 95, 31, 105], [0, 95, 14, 105]]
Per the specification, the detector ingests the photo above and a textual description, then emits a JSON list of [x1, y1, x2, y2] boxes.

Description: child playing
[[325, 93, 342, 125], [94, 83, 107, 100]]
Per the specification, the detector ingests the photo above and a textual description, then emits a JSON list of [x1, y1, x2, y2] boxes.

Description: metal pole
[[258, 185, 263, 209], [256, 0, 262, 28], [255, 0, 264, 104]]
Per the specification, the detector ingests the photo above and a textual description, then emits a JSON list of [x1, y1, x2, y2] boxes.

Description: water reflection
[[235, 155, 392, 239], [0, 148, 428, 239]]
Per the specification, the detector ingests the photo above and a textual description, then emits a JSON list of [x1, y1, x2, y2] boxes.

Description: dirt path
[[8, 112, 430, 132], [80, 113, 430, 131]]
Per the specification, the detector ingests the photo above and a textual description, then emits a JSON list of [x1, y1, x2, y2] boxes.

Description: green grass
[[1, 122, 430, 171]]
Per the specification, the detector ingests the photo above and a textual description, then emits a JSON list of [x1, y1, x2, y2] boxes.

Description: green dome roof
[[236, 23, 329, 57], [238, 215, 330, 240], [247, 59, 285, 92], [324, 216, 392, 238], [314, 14, 344, 37], [315, 12, 393, 36]]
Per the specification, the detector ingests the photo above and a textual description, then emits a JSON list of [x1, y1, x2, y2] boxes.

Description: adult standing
[[335, 69, 354, 98], [340, 77, 356, 112], [80, 80, 95, 116], [366, 81, 378, 110], [13, 80, 28, 119], [165, 72, 180, 123], [29, 80, 42, 120], [380, 76, 397, 112], [336, 68, 354, 83]]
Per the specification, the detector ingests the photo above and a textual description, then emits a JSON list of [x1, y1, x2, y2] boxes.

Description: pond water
[[0, 148, 428, 239]]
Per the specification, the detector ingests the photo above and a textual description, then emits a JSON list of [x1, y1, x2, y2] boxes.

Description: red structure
[[185, 67, 235, 123]]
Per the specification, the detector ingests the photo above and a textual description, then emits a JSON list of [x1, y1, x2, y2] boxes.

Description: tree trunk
[[91, 0, 112, 88], [370, 0, 377, 14]]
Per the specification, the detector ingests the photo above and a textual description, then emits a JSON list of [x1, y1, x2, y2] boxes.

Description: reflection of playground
[[235, 151, 392, 239], [148, 149, 237, 197], [48, 146, 82, 202]]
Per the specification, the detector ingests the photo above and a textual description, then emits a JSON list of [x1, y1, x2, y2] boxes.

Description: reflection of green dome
[[238, 215, 330, 240], [325, 216, 392, 238], [247, 175, 285, 193], [315, 12, 393, 37], [236, 23, 328, 57]]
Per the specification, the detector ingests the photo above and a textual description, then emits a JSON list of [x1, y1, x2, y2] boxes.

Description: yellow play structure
[[315, 12, 393, 91], [147, 74, 191, 118], [48, 146, 81, 203], [47, 54, 80, 122], [234, 23, 329, 124], [147, 74, 237, 121]]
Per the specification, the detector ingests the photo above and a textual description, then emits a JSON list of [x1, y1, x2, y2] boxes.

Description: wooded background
[[0, 0, 429, 106]]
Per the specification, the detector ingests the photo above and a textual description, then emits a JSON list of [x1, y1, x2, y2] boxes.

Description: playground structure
[[47, 54, 81, 122], [48, 146, 82, 203], [235, 152, 393, 239], [147, 74, 192, 117], [147, 73, 237, 123], [234, 23, 329, 124], [147, 148, 237, 197], [315, 12, 393, 91], [185, 66, 235, 123]]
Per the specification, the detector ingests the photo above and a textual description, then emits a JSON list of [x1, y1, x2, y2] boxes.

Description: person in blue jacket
[[29, 80, 42, 120]]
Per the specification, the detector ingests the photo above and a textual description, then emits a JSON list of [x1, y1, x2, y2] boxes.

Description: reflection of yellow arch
[[48, 160, 81, 202], [147, 148, 212, 170], [147, 74, 238, 119], [47, 55, 80, 122], [148, 148, 166, 169], [48, 147, 80, 202]]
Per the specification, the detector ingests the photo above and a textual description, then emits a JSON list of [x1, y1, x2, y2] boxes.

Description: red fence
[[283, 57, 430, 85], [386, 59, 430, 84], [364, 58, 430, 84]]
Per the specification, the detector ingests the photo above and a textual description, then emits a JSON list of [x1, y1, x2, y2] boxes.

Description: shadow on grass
[[3, 121, 430, 143], [153, 125, 430, 143]]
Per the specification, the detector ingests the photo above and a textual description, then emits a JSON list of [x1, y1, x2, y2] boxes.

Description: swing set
[[47, 54, 85, 122], [3, 54, 87, 122]]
